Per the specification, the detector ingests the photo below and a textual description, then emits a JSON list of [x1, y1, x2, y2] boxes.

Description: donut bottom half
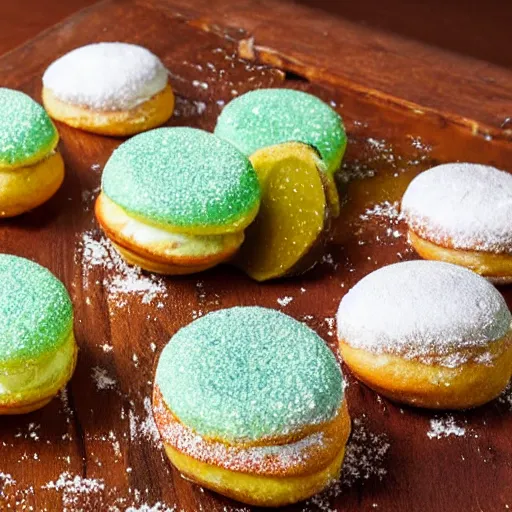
[[0, 151, 64, 218], [408, 230, 512, 284], [339, 334, 512, 409], [161, 401, 351, 507], [0, 331, 77, 415], [95, 193, 245, 275], [42, 85, 174, 136]]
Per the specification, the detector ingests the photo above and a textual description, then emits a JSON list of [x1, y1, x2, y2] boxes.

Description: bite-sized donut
[[402, 163, 512, 284], [153, 306, 350, 507], [0, 88, 64, 217], [95, 127, 260, 275], [214, 88, 347, 281], [0, 254, 77, 414], [337, 261, 512, 410], [42, 43, 174, 136]]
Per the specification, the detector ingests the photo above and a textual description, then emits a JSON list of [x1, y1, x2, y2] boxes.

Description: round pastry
[[402, 163, 512, 284], [95, 127, 260, 275], [0, 88, 64, 218], [153, 306, 350, 507], [42, 42, 174, 136], [214, 88, 347, 281], [337, 260, 512, 410], [0, 254, 77, 414]]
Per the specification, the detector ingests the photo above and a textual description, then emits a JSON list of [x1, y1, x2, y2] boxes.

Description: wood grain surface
[[0, 1, 511, 511]]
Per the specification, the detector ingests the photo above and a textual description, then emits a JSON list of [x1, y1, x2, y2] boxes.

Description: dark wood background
[[0, 1, 511, 511]]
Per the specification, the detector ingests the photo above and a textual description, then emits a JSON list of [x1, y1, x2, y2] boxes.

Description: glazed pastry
[[337, 261, 512, 410], [0, 254, 77, 414], [0, 88, 64, 218], [215, 88, 347, 281], [42, 43, 174, 136], [95, 127, 260, 274], [402, 163, 512, 284], [153, 306, 350, 506]]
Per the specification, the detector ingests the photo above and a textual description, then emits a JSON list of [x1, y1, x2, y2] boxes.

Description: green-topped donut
[[0, 254, 73, 366], [214, 88, 347, 174], [0, 88, 59, 169], [155, 306, 344, 443], [102, 128, 261, 235]]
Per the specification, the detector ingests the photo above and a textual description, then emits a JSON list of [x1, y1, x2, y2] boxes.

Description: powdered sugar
[[301, 417, 390, 511], [43, 43, 168, 111], [79, 230, 168, 307], [402, 163, 512, 253], [337, 261, 511, 365], [277, 296, 293, 307], [427, 415, 466, 439], [43, 472, 105, 510], [92, 366, 117, 391], [359, 201, 401, 222]]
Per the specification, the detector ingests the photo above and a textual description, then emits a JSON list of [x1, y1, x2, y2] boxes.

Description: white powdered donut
[[43, 42, 168, 111], [401, 163, 512, 254], [337, 260, 511, 367]]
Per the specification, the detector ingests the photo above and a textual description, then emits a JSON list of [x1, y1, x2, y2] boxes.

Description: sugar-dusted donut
[[402, 163, 512, 283], [337, 261, 512, 409], [42, 43, 174, 136], [214, 89, 347, 281], [0, 88, 64, 217], [95, 127, 260, 275], [0, 254, 77, 414], [153, 306, 350, 506]]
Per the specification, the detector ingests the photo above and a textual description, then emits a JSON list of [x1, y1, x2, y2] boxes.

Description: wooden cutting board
[[0, 1, 511, 510]]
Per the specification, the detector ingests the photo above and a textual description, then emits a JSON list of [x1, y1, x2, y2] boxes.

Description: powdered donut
[[402, 163, 512, 283], [337, 260, 512, 409], [42, 42, 174, 135]]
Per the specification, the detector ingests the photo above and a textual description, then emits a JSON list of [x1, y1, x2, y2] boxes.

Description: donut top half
[[155, 306, 344, 444], [0, 254, 73, 368], [0, 88, 58, 169], [402, 163, 512, 253], [101, 127, 260, 234], [337, 260, 512, 367], [42, 42, 169, 112], [214, 88, 347, 174]]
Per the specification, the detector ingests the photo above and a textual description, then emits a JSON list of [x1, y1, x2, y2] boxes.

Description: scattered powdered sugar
[[125, 504, 176, 512], [43, 472, 105, 510], [79, 230, 168, 307], [301, 417, 390, 511], [129, 397, 161, 445], [498, 382, 512, 411], [173, 96, 207, 117], [427, 415, 466, 439], [81, 186, 100, 211], [0, 472, 16, 487], [277, 296, 293, 307], [92, 366, 117, 391], [359, 201, 402, 222], [340, 417, 390, 486]]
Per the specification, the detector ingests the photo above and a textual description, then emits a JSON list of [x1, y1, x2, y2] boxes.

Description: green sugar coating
[[156, 306, 344, 443], [0, 88, 58, 167], [102, 128, 260, 230], [0, 254, 73, 365], [214, 88, 347, 174]]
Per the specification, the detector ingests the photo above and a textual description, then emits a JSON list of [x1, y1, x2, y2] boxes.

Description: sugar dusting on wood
[[300, 416, 390, 511], [79, 230, 168, 307], [427, 415, 467, 439]]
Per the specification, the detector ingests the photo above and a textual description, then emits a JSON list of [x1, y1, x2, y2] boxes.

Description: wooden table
[[0, 1, 511, 511]]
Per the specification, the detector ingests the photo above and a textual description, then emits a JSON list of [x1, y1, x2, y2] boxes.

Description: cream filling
[[0, 334, 75, 399], [103, 196, 242, 257]]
